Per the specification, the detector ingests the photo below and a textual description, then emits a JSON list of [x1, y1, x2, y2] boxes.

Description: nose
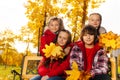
[[87, 35, 90, 39], [60, 38, 64, 41], [54, 26, 58, 29]]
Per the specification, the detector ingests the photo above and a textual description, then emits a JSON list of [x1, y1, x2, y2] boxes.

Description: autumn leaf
[[99, 31, 120, 52], [42, 42, 65, 60], [65, 61, 91, 80], [116, 36, 120, 49], [65, 61, 80, 80], [42, 42, 56, 58]]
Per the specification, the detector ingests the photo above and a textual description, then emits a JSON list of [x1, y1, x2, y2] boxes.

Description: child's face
[[88, 14, 101, 29], [83, 33, 94, 46], [48, 20, 59, 33], [57, 31, 69, 46]]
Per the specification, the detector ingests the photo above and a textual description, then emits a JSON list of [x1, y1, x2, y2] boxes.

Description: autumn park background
[[0, 0, 120, 80]]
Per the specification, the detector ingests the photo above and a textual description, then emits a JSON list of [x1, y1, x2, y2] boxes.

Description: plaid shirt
[[70, 44, 109, 77]]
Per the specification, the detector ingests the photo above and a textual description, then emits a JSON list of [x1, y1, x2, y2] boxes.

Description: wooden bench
[[11, 55, 42, 80], [11, 55, 120, 80]]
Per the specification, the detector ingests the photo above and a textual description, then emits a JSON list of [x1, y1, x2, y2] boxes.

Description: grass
[[0, 65, 21, 80]]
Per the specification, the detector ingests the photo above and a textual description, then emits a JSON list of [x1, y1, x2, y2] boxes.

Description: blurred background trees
[[0, 0, 105, 66], [24, 0, 105, 42]]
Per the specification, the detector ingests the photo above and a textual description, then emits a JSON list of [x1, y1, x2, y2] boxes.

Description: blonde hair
[[89, 13, 102, 21], [89, 13, 103, 35], [47, 16, 64, 32]]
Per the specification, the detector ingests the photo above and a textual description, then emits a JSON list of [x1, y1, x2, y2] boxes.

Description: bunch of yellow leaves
[[99, 31, 120, 52], [65, 61, 91, 80], [42, 42, 65, 60], [116, 36, 120, 49]]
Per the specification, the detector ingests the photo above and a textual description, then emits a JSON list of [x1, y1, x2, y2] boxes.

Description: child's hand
[[37, 58, 44, 68], [41, 75, 49, 80], [64, 47, 71, 55], [50, 56, 56, 62]]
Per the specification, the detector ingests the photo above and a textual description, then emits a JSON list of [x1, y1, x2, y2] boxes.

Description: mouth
[[86, 40, 91, 42]]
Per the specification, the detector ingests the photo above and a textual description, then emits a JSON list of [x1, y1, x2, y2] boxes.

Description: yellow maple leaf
[[42, 42, 56, 58], [65, 61, 80, 80], [116, 36, 120, 49], [51, 46, 65, 60], [65, 61, 91, 80], [79, 71, 91, 80], [99, 31, 120, 53], [66, 70, 80, 80], [109, 39, 116, 49], [51, 46, 63, 56], [42, 42, 65, 59]]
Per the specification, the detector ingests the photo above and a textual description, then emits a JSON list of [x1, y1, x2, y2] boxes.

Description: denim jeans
[[89, 74, 111, 80], [30, 75, 42, 80], [30, 75, 65, 80]]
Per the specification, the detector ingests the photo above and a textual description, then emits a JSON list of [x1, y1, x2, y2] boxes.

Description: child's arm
[[64, 46, 71, 55], [40, 30, 56, 56], [64, 43, 74, 55]]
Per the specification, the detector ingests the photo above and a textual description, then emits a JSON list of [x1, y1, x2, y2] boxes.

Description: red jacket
[[40, 30, 56, 57], [38, 54, 70, 77]]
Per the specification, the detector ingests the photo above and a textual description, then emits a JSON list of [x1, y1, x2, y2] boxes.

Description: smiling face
[[83, 33, 94, 48], [88, 14, 101, 29], [48, 20, 60, 33], [80, 25, 98, 48], [57, 31, 69, 47]]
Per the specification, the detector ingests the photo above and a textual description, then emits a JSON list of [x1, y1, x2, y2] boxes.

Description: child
[[30, 29, 72, 80], [88, 13, 107, 35], [70, 25, 111, 80], [40, 16, 64, 57]]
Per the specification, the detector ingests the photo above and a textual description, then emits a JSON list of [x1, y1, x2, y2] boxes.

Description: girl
[[31, 29, 72, 80], [88, 13, 107, 35], [70, 25, 111, 80], [40, 16, 64, 57]]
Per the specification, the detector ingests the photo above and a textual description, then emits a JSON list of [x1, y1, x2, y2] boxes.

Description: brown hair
[[80, 25, 98, 44], [44, 29, 71, 67], [53, 29, 72, 49]]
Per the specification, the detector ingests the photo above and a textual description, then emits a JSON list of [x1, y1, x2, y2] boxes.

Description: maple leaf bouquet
[[99, 31, 120, 56], [99, 31, 120, 80], [65, 61, 91, 80], [42, 42, 65, 61]]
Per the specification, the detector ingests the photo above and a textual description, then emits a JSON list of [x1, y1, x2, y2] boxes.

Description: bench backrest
[[21, 56, 42, 79]]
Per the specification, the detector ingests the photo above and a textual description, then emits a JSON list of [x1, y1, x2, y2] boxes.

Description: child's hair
[[44, 29, 71, 67], [89, 13, 102, 35], [89, 13, 102, 22], [53, 29, 72, 49], [47, 16, 64, 32], [80, 25, 99, 44]]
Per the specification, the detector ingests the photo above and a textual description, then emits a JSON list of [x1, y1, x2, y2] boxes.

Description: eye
[[58, 36, 61, 39]]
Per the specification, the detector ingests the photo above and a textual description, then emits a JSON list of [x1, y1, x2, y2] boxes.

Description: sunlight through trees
[[0, 0, 105, 66]]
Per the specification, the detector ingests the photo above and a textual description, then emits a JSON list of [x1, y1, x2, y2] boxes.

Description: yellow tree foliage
[[24, 0, 61, 50], [60, 0, 105, 41], [90, 0, 105, 8], [24, 0, 106, 44], [0, 29, 24, 66], [16, 26, 35, 55]]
